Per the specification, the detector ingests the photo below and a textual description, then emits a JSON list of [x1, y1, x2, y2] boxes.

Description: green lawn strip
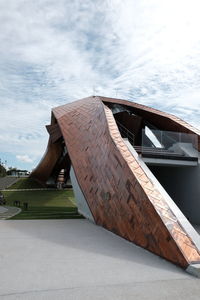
[[11, 207, 83, 220], [12, 213, 83, 220], [6, 178, 44, 189], [2, 190, 83, 220], [3, 190, 76, 207]]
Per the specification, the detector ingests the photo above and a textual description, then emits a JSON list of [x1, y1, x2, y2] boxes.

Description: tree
[[6, 167, 17, 176], [0, 163, 6, 177]]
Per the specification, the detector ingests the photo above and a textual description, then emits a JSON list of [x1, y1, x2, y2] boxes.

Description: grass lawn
[[2, 190, 83, 220], [7, 178, 44, 189]]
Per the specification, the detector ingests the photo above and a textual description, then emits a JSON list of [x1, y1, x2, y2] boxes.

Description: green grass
[[7, 178, 44, 189], [2, 190, 83, 220]]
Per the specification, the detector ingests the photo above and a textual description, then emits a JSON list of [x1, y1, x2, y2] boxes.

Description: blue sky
[[1, 0, 200, 171]]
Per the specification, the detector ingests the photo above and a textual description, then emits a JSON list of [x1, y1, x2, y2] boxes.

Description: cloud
[[1, 0, 200, 169], [16, 155, 33, 164]]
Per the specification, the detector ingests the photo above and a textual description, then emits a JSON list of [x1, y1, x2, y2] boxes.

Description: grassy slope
[[6, 178, 44, 189], [2, 190, 83, 220]]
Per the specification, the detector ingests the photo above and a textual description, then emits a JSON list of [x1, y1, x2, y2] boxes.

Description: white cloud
[[1, 0, 200, 169], [16, 155, 33, 163]]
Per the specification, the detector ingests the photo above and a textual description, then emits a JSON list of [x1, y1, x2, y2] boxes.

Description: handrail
[[116, 121, 135, 145]]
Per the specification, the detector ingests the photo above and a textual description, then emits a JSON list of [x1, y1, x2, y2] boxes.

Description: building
[[31, 96, 200, 276], [8, 169, 30, 177]]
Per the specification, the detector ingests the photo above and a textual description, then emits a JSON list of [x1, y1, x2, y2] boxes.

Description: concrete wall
[[150, 164, 200, 225], [70, 166, 94, 223]]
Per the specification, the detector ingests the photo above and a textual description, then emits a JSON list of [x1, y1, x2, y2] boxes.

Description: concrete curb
[[186, 264, 200, 278]]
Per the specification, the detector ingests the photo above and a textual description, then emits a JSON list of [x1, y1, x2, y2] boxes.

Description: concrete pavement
[[0, 219, 199, 299]]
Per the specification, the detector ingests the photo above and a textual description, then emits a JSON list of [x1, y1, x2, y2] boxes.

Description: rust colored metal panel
[[101, 96, 200, 150], [103, 105, 200, 266], [30, 139, 63, 184], [31, 96, 200, 268], [46, 124, 62, 143]]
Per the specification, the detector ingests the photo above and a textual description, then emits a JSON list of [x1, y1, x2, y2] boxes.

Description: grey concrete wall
[[150, 164, 200, 225], [70, 166, 95, 223]]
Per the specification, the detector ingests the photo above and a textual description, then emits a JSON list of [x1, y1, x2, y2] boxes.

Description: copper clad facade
[[31, 96, 200, 268]]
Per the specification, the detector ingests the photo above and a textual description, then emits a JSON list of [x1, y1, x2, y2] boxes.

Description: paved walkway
[[0, 206, 21, 219], [0, 177, 19, 190], [0, 206, 8, 213], [0, 219, 200, 300]]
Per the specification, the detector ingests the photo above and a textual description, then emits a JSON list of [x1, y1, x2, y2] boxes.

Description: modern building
[[31, 96, 200, 276], [9, 170, 30, 177]]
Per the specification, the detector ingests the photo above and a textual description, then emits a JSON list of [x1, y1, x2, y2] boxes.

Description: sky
[[1, 0, 200, 171]]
